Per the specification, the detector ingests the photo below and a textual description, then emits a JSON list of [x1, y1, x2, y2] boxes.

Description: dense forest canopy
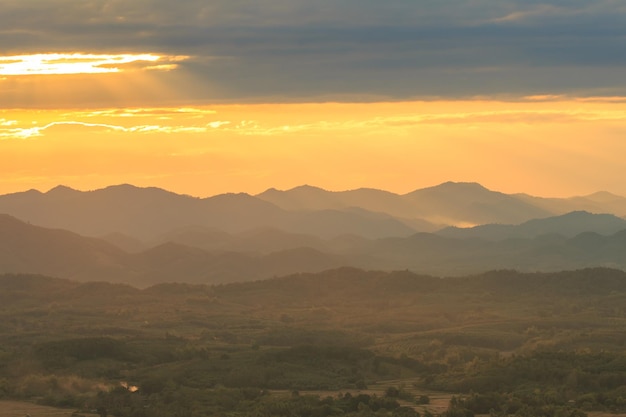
[[1, 267, 625, 416]]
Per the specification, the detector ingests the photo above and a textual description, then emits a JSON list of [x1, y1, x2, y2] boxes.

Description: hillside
[[1, 267, 626, 417], [0, 215, 346, 286], [403, 181, 553, 225], [437, 211, 626, 240], [0, 213, 130, 281], [0, 185, 417, 239], [2, 213, 626, 285], [2, 182, 626, 245]]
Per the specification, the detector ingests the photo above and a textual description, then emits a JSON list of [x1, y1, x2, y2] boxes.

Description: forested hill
[[3, 213, 626, 286], [2, 267, 626, 417], [3, 266, 626, 311]]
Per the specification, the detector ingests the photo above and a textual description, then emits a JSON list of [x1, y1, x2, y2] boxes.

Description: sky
[[1, 0, 626, 197]]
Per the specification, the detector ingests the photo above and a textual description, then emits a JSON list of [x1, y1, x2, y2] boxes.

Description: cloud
[[0, 120, 218, 139], [0, 121, 125, 139], [0, 118, 17, 126], [206, 106, 626, 137], [2, 0, 626, 101], [64, 108, 218, 119], [0, 53, 188, 76], [490, 4, 573, 23], [207, 121, 230, 128], [6, 99, 625, 140]]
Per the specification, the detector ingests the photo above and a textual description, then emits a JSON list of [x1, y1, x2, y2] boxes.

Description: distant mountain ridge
[[256, 181, 552, 227], [0, 184, 416, 240], [2, 212, 626, 286], [4, 181, 623, 241], [0, 214, 345, 287], [438, 211, 626, 240], [2, 181, 626, 285], [402, 181, 552, 225], [256, 181, 626, 225]]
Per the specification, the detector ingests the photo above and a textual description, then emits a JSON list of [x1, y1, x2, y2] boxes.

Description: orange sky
[[2, 2, 626, 197], [2, 85, 626, 197]]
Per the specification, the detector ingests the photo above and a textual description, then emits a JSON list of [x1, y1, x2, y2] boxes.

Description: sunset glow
[[2, 0, 626, 199], [2, 97, 626, 198], [0, 53, 186, 76]]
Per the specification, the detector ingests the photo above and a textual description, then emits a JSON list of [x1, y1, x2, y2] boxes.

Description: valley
[[2, 183, 626, 286], [2, 183, 626, 417], [1, 268, 626, 416]]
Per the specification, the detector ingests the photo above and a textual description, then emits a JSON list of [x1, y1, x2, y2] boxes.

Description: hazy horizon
[[3, 180, 626, 201]]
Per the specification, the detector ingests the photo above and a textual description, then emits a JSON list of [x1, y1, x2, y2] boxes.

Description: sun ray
[[0, 52, 204, 109], [0, 53, 187, 76]]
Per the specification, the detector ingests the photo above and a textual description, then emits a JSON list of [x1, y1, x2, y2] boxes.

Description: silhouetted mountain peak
[[557, 210, 593, 218], [438, 181, 488, 190], [344, 187, 397, 196], [290, 184, 330, 193], [21, 189, 43, 196], [103, 183, 139, 190], [403, 181, 550, 225], [257, 184, 333, 197], [256, 185, 342, 212], [46, 185, 78, 195], [97, 183, 192, 200], [584, 191, 624, 203], [438, 210, 626, 241], [207, 192, 271, 206], [46, 184, 187, 200], [99, 183, 145, 194], [405, 181, 499, 199], [527, 210, 622, 224], [211, 191, 252, 198], [409, 181, 494, 195]]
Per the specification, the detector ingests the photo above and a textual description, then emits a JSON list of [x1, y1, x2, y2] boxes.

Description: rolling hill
[[2, 211, 626, 284], [0, 184, 417, 239], [0, 215, 346, 286], [2, 182, 626, 245], [437, 211, 626, 240], [2, 182, 626, 285]]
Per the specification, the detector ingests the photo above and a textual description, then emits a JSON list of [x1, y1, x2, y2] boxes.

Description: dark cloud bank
[[2, 0, 626, 102]]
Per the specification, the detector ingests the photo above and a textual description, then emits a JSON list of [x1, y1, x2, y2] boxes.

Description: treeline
[[9, 340, 626, 416], [90, 387, 422, 417], [432, 350, 626, 416]]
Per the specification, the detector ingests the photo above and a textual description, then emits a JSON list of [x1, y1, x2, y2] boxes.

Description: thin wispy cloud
[[490, 4, 572, 23], [67, 108, 218, 119], [0, 118, 17, 126], [4, 102, 626, 140], [0, 120, 227, 139]]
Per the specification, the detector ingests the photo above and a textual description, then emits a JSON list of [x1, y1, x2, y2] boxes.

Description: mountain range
[[1, 179, 626, 285], [0, 214, 346, 287], [437, 211, 626, 240], [2, 182, 626, 241], [0, 184, 415, 240]]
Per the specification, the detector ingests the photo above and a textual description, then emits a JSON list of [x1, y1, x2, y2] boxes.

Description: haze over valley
[[2, 181, 626, 286]]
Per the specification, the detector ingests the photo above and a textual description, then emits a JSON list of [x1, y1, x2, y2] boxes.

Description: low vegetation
[[1, 267, 625, 416]]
